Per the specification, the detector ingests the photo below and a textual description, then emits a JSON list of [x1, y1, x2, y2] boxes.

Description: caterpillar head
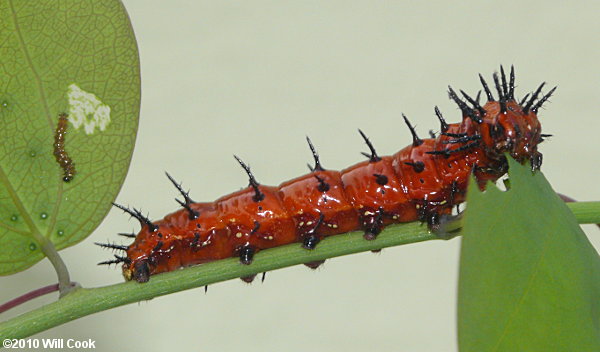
[[483, 99, 546, 170], [467, 67, 555, 171], [123, 258, 150, 283]]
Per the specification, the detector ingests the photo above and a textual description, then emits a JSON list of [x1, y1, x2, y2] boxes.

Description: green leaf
[[458, 157, 600, 352], [0, 0, 140, 275]]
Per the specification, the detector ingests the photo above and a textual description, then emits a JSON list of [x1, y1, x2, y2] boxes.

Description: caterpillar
[[53, 113, 76, 182], [98, 67, 555, 283]]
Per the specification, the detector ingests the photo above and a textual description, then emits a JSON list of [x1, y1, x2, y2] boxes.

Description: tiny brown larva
[[53, 113, 76, 182]]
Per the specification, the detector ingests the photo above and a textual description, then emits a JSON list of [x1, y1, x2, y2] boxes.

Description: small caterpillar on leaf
[[53, 113, 76, 182]]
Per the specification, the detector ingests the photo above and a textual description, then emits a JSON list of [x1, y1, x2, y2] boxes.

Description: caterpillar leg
[[238, 245, 257, 283], [531, 151, 543, 171], [417, 201, 450, 227], [430, 212, 463, 240], [304, 260, 325, 270], [301, 214, 327, 268], [363, 207, 384, 240], [240, 271, 267, 284], [240, 274, 257, 283], [302, 235, 321, 250], [416, 200, 459, 239], [426, 211, 440, 228], [238, 245, 256, 265], [301, 213, 325, 250]]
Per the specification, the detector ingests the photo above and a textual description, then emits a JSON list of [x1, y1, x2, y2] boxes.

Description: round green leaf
[[458, 158, 600, 351], [0, 0, 140, 275]]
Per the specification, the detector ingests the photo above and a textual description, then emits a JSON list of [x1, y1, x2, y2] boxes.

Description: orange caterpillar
[[98, 67, 554, 283]]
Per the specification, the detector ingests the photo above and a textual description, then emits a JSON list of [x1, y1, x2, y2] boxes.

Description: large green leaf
[[458, 157, 600, 351], [0, 0, 140, 275]]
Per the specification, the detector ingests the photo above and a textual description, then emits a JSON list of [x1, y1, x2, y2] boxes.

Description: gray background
[[2, 1, 600, 351]]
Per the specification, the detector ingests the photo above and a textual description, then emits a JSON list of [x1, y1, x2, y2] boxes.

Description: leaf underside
[[0, 0, 140, 275], [458, 157, 600, 351]]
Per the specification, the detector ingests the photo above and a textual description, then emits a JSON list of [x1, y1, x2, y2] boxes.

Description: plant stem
[[565, 202, 600, 225], [0, 222, 437, 339], [0, 284, 58, 314], [0, 201, 598, 339], [39, 239, 75, 297], [0, 282, 79, 315]]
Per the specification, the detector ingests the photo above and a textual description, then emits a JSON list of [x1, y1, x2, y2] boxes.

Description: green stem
[[0, 202, 599, 339], [39, 239, 76, 297], [564, 202, 600, 225]]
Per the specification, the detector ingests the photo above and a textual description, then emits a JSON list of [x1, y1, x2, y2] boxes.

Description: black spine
[[358, 129, 381, 162], [112, 203, 158, 232], [165, 172, 199, 219], [479, 74, 495, 101], [306, 136, 325, 171], [402, 114, 423, 147], [234, 155, 265, 202]]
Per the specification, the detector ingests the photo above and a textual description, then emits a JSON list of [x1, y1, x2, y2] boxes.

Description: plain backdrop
[[2, 1, 600, 351]]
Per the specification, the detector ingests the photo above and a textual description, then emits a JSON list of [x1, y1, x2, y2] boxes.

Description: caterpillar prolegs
[[98, 67, 555, 283]]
